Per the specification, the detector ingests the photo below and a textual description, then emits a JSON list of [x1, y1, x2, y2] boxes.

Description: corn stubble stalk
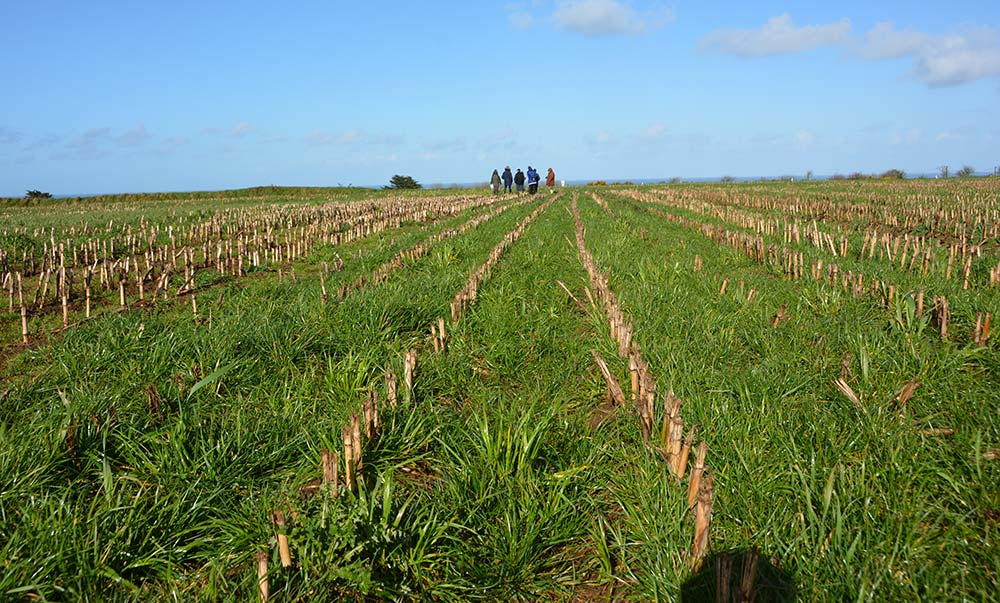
[[342, 425, 354, 492], [403, 349, 417, 401], [385, 366, 398, 409], [321, 448, 338, 495], [629, 352, 639, 406], [8, 193, 505, 349], [688, 442, 707, 508], [591, 350, 626, 406], [362, 391, 380, 440], [319, 265, 327, 304], [772, 304, 787, 328], [691, 470, 714, 568], [60, 266, 68, 328], [973, 312, 991, 347], [572, 194, 720, 558], [18, 273, 28, 344], [256, 551, 269, 603], [677, 426, 696, 479], [934, 296, 950, 340], [351, 413, 362, 473], [271, 510, 292, 568]]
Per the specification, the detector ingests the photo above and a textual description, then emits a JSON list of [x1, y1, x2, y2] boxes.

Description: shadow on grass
[[681, 549, 795, 603]]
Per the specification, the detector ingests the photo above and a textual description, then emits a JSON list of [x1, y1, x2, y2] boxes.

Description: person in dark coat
[[490, 169, 502, 196], [514, 169, 526, 193], [502, 167, 513, 194], [526, 166, 540, 194], [546, 168, 556, 192]]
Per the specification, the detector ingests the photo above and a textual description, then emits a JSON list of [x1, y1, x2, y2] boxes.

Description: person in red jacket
[[546, 168, 556, 192]]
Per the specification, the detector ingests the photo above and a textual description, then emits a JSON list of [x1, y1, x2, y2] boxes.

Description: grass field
[[1, 180, 998, 602]]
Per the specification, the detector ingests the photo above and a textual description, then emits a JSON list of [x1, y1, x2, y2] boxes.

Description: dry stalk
[[321, 448, 338, 495], [342, 425, 354, 492], [271, 510, 292, 567], [833, 378, 862, 409], [256, 551, 269, 603], [921, 427, 956, 436], [839, 352, 852, 381], [894, 379, 920, 413], [688, 442, 707, 507], [591, 350, 626, 406], [677, 426, 697, 479], [772, 304, 787, 328], [386, 366, 398, 409], [556, 280, 588, 311], [691, 470, 714, 568], [350, 413, 362, 469], [403, 349, 417, 399]]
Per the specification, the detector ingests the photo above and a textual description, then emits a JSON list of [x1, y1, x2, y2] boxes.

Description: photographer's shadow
[[681, 548, 795, 602]]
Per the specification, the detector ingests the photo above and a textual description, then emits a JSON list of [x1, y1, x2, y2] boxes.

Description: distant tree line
[[824, 165, 978, 181]]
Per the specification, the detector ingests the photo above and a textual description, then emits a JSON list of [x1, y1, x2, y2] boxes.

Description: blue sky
[[2, 1, 999, 195]]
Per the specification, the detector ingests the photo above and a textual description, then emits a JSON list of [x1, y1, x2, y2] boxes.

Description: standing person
[[514, 168, 526, 193], [546, 167, 556, 193], [490, 169, 502, 197], [526, 166, 540, 194], [502, 166, 513, 194]]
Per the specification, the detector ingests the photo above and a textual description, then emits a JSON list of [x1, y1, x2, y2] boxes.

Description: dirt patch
[[588, 389, 620, 431]]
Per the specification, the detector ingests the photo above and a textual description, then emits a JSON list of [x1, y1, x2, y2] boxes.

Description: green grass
[[576, 191, 999, 601], [1, 182, 997, 601]]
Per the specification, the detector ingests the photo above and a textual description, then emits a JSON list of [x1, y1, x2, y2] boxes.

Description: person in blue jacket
[[526, 166, 540, 194], [501, 166, 513, 194]]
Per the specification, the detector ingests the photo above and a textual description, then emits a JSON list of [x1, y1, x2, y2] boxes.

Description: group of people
[[490, 166, 556, 196]]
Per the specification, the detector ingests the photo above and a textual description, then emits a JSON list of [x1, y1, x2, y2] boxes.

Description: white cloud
[[305, 129, 367, 145], [202, 122, 256, 138], [641, 122, 666, 139], [700, 13, 850, 57], [553, 0, 650, 37], [305, 129, 402, 147], [53, 128, 114, 160], [585, 130, 617, 150], [0, 127, 21, 145], [888, 128, 921, 146], [857, 22, 928, 59], [698, 16, 1000, 86], [150, 136, 189, 157], [425, 136, 467, 152], [70, 127, 113, 148], [23, 133, 61, 151], [857, 22, 1000, 86], [916, 44, 1000, 86], [338, 129, 366, 144], [231, 122, 254, 137], [116, 124, 150, 147], [794, 130, 816, 145], [934, 125, 982, 142]]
